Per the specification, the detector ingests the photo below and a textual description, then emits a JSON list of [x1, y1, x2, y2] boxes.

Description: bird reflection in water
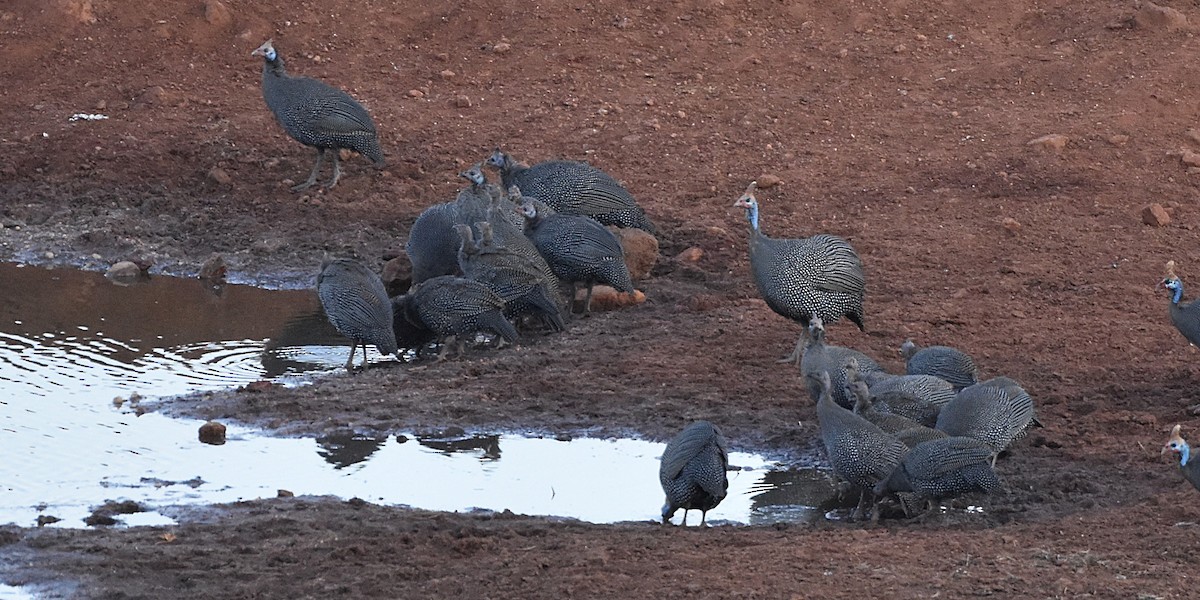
[[316, 433, 389, 469]]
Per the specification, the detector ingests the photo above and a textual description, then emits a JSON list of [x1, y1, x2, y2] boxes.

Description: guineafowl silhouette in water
[[733, 181, 865, 364], [1161, 260, 1200, 348], [251, 40, 385, 190]]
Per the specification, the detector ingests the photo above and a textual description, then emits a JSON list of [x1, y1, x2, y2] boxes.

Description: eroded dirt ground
[[4, 0, 1200, 597]]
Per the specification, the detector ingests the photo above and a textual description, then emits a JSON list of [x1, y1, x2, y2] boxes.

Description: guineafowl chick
[[1162, 424, 1200, 492], [251, 40, 384, 190], [391, 275, 518, 360], [900, 339, 980, 391], [486, 149, 655, 233], [800, 317, 885, 408], [844, 357, 946, 426], [405, 165, 500, 285], [734, 182, 866, 364], [317, 258, 397, 371], [847, 380, 925, 434], [659, 421, 729, 527], [874, 436, 1003, 516], [935, 376, 1036, 466], [518, 194, 634, 314], [813, 369, 908, 522], [1161, 260, 1200, 348]]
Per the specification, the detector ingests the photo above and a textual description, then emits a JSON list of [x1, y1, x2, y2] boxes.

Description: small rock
[[608, 227, 659, 280], [136, 85, 166, 107], [439, 69, 456, 79], [580, 286, 646, 311], [675, 247, 704, 263], [1135, 1, 1189, 30], [1026, 133, 1068, 152], [1001, 217, 1022, 234], [199, 421, 227, 445], [1107, 134, 1129, 146], [199, 254, 227, 281], [1181, 150, 1200, 167], [381, 255, 412, 296], [407, 89, 424, 98], [204, 0, 233, 28], [492, 42, 512, 53], [36, 515, 61, 527], [679, 294, 723, 312], [1187, 129, 1200, 146], [454, 94, 472, 108], [756, 174, 782, 189], [207, 166, 232, 185], [106, 260, 145, 281], [1012, 310, 1027, 319], [1142, 203, 1171, 227], [240, 380, 276, 393], [277, 489, 295, 498]]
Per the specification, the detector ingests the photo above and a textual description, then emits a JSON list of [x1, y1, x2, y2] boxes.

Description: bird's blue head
[[1163, 277, 1184, 305], [459, 163, 486, 186], [661, 499, 676, 522], [486, 149, 508, 170], [1163, 424, 1191, 466], [733, 182, 760, 230], [251, 40, 277, 62]]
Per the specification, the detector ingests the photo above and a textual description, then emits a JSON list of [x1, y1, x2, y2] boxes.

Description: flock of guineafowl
[[251, 39, 1200, 526]]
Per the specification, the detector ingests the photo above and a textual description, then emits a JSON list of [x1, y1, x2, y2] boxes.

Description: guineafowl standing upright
[[800, 317, 885, 408], [518, 194, 635, 314], [1162, 424, 1200, 492], [874, 436, 1003, 516], [734, 182, 866, 364], [486, 149, 656, 233], [251, 40, 385, 190], [935, 376, 1036, 466], [659, 421, 729, 526], [317, 258, 397, 371], [405, 165, 499, 285], [1161, 260, 1200, 347], [900, 340, 980, 391], [812, 370, 908, 522], [391, 275, 518, 360]]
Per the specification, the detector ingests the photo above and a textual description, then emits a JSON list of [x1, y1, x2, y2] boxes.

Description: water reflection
[[316, 433, 389, 469]]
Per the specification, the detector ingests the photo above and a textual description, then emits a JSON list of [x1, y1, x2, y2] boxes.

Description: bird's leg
[[777, 333, 806, 365], [990, 453, 998, 469], [325, 150, 342, 189], [681, 509, 689, 527], [360, 341, 370, 370], [293, 148, 325, 191], [870, 493, 882, 525], [700, 510, 709, 527], [344, 341, 357, 372], [436, 336, 456, 362], [582, 282, 595, 316], [852, 489, 869, 522]]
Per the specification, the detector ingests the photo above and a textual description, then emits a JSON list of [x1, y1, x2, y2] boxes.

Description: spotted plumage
[[812, 369, 907, 522], [659, 421, 729, 526], [874, 436, 1002, 515], [1162, 424, 1200, 492], [734, 182, 865, 364], [454, 223, 564, 332], [487, 149, 655, 233], [935, 376, 1036, 465], [317, 258, 397, 371], [1161, 260, 1200, 348], [391, 275, 518, 360], [800, 317, 884, 408], [900, 340, 980, 391], [251, 40, 384, 190]]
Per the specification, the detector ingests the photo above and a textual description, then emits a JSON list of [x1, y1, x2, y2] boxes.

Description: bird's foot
[[291, 178, 318, 192]]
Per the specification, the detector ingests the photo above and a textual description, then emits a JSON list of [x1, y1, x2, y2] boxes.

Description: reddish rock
[[1142, 203, 1171, 227], [756, 174, 782, 189], [1135, 2, 1189, 30], [1001, 217, 1022, 234], [199, 254, 227, 281], [675, 247, 703, 263], [204, 0, 233, 28], [198, 421, 227, 445], [608, 227, 658, 280], [1027, 134, 1068, 152], [381, 255, 412, 296], [579, 286, 646, 312], [105, 261, 145, 281], [1181, 150, 1200, 167], [207, 167, 232, 186]]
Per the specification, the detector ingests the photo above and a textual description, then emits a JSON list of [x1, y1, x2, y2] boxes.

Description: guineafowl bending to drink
[[874, 436, 1003, 516], [486, 149, 655, 233], [734, 182, 865, 364], [251, 40, 384, 190], [1161, 260, 1200, 348], [391, 275, 518, 360], [659, 421, 729, 526], [900, 340, 980, 391], [317, 258, 397, 371]]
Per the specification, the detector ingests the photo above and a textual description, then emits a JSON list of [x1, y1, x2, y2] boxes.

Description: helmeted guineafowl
[[391, 275, 518, 360], [844, 357, 946, 427], [847, 380, 925, 435], [800, 317, 885, 408], [895, 425, 951, 449], [486, 149, 656, 233], [454, 223, 565, 332], [251, 40, 384, 190], [935, 376, 1036, 466], [405, 165, 509, 286], [734, 182, 866, 364], [874, 436, 1002, 516], [659, 421, 729, 526], [1161, 260, 1200, 348], [316, 258, 397, 371], [812, 369, 908, 522], [1162, 424, 1200, 492], [518, 194, 635, 314], [900, 339, 980, 391]]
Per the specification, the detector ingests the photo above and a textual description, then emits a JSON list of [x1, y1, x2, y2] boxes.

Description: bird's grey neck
[[263, 59, 287, 77], [1173, 284, 1184, 305], [1182, 443, 1192, 466]]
